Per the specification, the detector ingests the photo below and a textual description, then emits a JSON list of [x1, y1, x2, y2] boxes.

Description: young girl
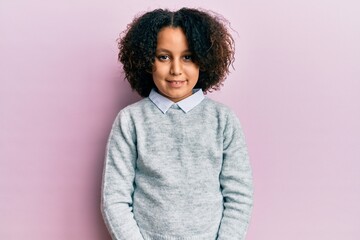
[[101, 8, 253, 240]]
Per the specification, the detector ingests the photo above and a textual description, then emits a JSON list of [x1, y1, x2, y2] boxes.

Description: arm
[[101, 110, 144, 240], [217, 111, 254, 240]]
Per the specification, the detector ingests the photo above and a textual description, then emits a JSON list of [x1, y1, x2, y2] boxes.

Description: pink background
[[1, 0, 359, 239]]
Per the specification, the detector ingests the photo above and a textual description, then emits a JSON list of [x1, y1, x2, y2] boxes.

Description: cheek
[[186, 66, 200, 80], [151, 65, 160, 81], [152, 63, 168, 79]]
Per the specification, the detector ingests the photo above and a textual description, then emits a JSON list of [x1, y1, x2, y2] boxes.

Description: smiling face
[[152, 27, 200, 102]]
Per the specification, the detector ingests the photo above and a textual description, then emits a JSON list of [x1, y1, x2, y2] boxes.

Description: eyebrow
[[155, 48, 192, 54]]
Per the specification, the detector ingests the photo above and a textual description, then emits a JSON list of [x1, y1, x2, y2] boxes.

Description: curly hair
[[118, 8, 235, 97]]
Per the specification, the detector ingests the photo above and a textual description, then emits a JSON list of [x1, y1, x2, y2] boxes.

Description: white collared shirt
[[149, 88, 205, 114]]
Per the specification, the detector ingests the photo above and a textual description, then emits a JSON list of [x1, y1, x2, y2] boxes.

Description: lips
[[166, 80, 186, 88]]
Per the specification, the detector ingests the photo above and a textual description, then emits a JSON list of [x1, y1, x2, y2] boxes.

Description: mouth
[[166, 80, 186, 88]]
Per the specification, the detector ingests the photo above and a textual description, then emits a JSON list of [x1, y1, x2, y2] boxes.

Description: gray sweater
[[101, 96, 253, 240]]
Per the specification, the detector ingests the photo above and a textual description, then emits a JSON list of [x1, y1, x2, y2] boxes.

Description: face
[[152, 27, 200, 102]]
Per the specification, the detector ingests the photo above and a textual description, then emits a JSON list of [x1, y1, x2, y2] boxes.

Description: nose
[[170, 58, 182, 76]]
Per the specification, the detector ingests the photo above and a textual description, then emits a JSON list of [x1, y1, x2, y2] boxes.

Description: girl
[[101, 8, 253, 240]]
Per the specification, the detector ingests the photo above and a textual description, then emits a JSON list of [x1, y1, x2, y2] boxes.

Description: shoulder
[[110, 98, 152, 128], [121, 98, 151, 113], [200, 97, 243, 131], [116, 98, 152, 118], [201, 97, 238, 119], [108, 98, 152, 137]]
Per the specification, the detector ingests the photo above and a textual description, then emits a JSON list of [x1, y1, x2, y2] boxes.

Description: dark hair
[[118, 8, 235, 97]]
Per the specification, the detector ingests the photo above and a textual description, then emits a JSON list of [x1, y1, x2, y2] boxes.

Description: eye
[[183, 55, 193, 61], [157, 55, 170, 61]]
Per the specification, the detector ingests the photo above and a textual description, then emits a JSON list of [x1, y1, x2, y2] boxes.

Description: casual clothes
[[101, 90, 253, 240]]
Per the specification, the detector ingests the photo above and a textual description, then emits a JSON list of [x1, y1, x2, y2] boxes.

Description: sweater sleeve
[[217, 111, 253, 240], [101, 110, 144, 240]]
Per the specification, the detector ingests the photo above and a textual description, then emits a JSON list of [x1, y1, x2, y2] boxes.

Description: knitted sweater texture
[[101, 97, 253, 240]]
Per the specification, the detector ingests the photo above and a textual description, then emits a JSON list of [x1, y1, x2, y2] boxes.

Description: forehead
[[156, 27, 189, 50]]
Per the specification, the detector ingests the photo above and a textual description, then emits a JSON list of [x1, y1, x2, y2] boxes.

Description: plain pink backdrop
[[1, 0, 359, 239]]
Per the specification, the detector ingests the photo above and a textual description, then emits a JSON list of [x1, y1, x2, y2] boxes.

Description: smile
[[166, 80, 186, 87]]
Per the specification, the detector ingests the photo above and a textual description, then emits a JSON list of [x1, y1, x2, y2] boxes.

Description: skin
[[152, 27, 200, 102]]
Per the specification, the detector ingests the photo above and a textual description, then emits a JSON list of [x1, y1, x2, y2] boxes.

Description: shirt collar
[[149, 88, 205, 114]]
